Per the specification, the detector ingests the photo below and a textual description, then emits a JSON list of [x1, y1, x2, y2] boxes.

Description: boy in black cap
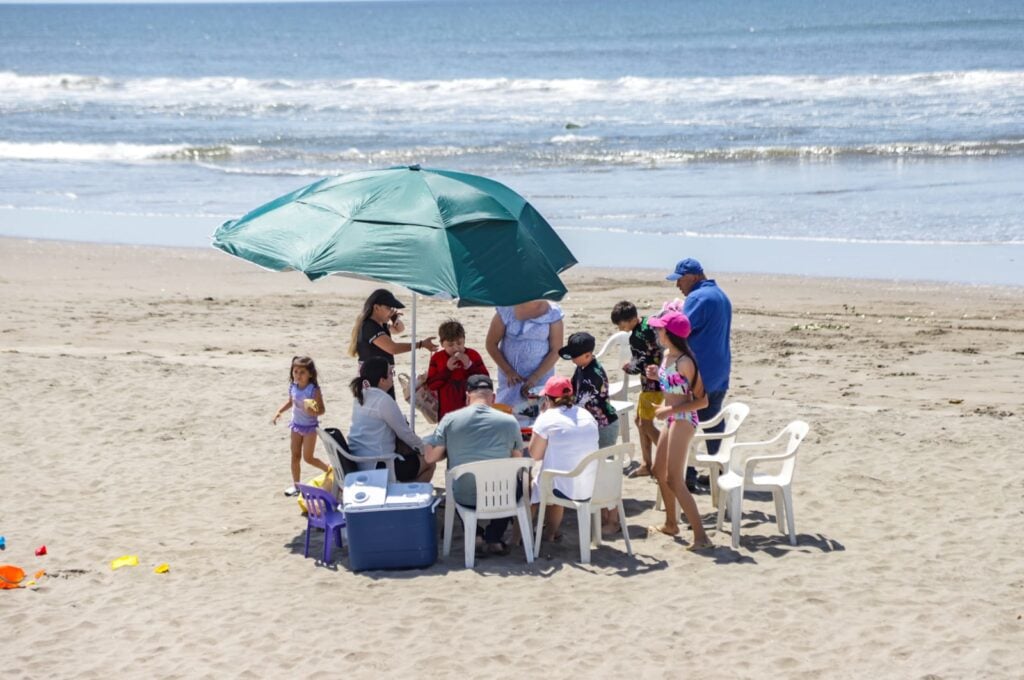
[[559, 332, 619, 449]]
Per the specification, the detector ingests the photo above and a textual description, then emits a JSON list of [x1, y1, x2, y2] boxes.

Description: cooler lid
[[342, 469, 388, 511], [384, 482, 435, 510]]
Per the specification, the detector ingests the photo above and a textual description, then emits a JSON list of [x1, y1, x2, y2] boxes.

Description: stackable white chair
[[716, 420, 809, 548], [595, 331, 640, 446], [655, 402, 750, 512], [533, 444, 634, 564], [316, 427, 398, 486], [442, 458, 534, 569], [693, 402, 751, 507]]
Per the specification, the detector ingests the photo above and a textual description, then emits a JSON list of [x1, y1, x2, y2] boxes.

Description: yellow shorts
[[636, 391, 664, 421]]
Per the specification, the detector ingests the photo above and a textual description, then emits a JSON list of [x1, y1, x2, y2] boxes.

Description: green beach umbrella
[[211, 165, 577, 424], [212, 165, 576, 306]]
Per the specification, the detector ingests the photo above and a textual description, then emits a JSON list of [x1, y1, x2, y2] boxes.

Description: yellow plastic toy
[[110, 555, 139, 570], [154, 563, 170, 574], [303, 398, 318, 413]]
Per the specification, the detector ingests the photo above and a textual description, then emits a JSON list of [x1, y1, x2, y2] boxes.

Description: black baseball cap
[[559, 332, 596, 360], [368, 289, 405, 309], [466, 374, 494, 392]]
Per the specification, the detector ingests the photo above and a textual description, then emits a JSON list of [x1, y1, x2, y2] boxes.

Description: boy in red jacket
[[426, 319, 490, 420]]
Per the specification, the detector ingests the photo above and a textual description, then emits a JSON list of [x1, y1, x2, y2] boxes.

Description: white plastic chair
[[716, 420, 809, 548], [316, 427, 399, 485], [533, 444, 634, 564], [595, 331, 642, 397], [442, 458, 534, 569], [693, 402, 750, 507], [655, 402, 750, 511], [595, 331, 640, 445]]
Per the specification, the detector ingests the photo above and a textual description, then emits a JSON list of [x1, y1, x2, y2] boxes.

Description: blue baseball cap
[[666, 258, 704, 281]]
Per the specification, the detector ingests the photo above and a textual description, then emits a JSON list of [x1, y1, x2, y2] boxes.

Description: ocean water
[[1, 0, 1023, 284]]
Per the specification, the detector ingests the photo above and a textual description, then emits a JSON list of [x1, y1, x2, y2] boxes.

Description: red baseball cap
[[542, 375, 573, 398]]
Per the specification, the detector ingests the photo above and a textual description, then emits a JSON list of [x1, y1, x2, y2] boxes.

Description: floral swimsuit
[[657, 357, 700, 429]]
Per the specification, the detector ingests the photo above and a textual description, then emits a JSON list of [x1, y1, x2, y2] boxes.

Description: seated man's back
[[427, 403, 523, 506]]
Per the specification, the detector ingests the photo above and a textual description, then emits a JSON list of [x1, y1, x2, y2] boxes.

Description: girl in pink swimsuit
[[658, 361, 700, 429], [646, 311, 713, 550]]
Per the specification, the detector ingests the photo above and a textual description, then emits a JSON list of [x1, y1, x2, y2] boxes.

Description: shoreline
[[2, 232, 1022, 296], [2, 211, 1023, 289]]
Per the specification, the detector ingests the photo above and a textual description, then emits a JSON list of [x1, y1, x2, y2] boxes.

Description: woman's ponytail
[[350, 357, 390, 405]]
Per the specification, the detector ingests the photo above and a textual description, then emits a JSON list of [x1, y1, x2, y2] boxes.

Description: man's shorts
[[636, 391, 664, 421]]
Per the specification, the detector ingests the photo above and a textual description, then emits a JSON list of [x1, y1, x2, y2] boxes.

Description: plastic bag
[[397, 372, 438, 424], [297, 468, 336, 514]]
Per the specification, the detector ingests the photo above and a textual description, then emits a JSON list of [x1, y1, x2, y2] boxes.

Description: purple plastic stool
[[296, 484, 346, 564]]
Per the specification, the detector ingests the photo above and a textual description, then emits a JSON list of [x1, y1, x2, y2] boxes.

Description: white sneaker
[[283, 485, 299, 497]]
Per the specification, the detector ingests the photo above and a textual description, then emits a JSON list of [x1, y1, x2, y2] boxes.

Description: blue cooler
[[343, 470, 440, 571]]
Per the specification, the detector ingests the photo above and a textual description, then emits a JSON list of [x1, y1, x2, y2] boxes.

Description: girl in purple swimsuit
[[645, 311, 713, 550], [272, 356, 331, 496]]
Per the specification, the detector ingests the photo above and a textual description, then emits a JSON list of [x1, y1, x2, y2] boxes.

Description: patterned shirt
[[571, 359, 618, 429], [625, 316, 663, 392]]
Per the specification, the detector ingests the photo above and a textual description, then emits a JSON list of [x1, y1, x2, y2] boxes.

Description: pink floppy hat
[[649, 310, 692, 338]]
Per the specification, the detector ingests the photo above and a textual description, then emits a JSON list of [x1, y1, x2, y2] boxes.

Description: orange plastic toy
[[0, 565, 26, 589]]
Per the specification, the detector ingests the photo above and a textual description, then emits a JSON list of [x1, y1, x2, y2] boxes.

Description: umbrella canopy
[[211, 165, 576, 306]]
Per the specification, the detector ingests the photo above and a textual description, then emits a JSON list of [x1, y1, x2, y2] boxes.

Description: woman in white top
[[348, 357, 436, 483], [529, 375, 600, 541]]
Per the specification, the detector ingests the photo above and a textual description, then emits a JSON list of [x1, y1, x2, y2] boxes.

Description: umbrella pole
[[409, 292, 417, 428]]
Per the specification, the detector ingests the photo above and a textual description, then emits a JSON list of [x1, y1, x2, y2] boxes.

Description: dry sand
[[1, 236, 1022, 678]]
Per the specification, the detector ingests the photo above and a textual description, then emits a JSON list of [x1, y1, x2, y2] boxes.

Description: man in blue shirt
[[666, 258, 732, 488]]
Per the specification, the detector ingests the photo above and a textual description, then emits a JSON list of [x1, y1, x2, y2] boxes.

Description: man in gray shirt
[[424, 374, 524, 554]]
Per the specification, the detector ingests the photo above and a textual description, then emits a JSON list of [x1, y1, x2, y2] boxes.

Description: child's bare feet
[[687, 537, 715, 551], [647, 524, 680, 537]]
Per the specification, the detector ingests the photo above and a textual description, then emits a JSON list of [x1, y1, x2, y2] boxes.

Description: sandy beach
[[1, 236, 1022, 678]]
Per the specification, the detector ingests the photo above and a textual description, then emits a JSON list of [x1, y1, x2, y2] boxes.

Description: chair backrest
[[595, 331, 633, 399], [710, 402, 750, 457], [729, 420, 809, 480], [776, 420, 809, 483], [691, 402, 749, 462], [296, 484, 339, 528], [695, 401, 749, 439], [587, 443, 631, 506], [596, 331, 631, 365], [719, 402, 750, 437], [449, 458, 532, 514], [317, 427, 360, 477]]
